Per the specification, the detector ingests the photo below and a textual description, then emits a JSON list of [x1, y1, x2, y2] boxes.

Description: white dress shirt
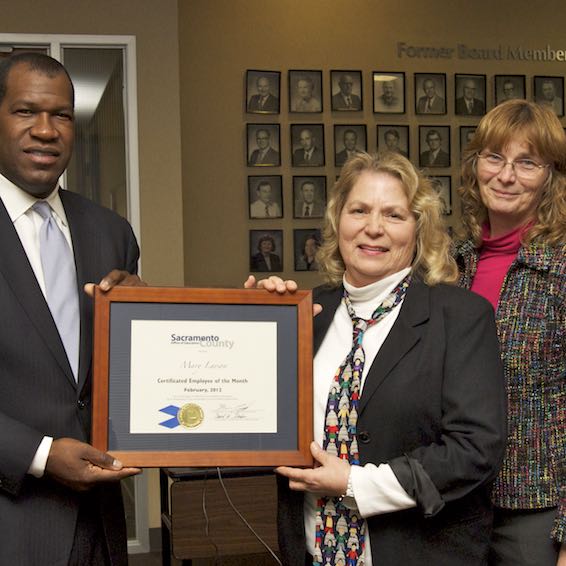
[[0, 173, 74, 478], [305, 268, 417, 564]]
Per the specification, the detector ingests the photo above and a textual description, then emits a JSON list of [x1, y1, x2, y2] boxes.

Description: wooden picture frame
[[92, 286, 314, 467]]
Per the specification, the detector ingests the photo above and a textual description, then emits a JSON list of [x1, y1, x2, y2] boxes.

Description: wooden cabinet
[[160, 468, 279, 564]]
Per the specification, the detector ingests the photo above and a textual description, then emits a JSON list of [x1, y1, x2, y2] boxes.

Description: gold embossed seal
[[177, 403, 204, 429]]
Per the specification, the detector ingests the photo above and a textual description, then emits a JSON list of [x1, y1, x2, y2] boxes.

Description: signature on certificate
[[214, 403, 249, 420]]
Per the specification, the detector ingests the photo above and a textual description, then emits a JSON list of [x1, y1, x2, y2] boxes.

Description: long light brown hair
[[460, 99, 566, 246]]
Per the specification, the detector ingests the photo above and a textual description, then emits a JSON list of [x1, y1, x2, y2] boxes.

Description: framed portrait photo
[[429, 176, 452, 215], [373, 71, 405, 114], [534, 75, 564, 117], [459, 126, 477, 161], [248, 175, 283, 219], [419, 125, 451, 168], [414, 73, 446, 115], [246, 70, 281, 114], [376, 125, 409, 159], [330, 70, 363, 111], [290, 124, 325, 167], [289, 70, 323, 113], [292, 176, 326, 219], [455, 74, 487, 116], [494, 75, 526, 106], [293, 229, 321, 272], [250, 230, 283, 273], [334, 124, 367, 167], [247, 123, 281, 167]]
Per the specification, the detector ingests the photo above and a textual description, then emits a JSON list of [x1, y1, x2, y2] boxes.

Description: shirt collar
[[343, 267, 412, 306], [0, 173, 67, 226]]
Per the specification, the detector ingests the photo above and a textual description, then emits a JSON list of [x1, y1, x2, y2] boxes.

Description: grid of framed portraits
[[245, 69, 566, 271], [246, 69, 566, 119]]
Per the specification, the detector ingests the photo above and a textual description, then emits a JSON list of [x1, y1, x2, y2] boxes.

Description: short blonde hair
[[460, 99, 566, 246], [318, 152, 458, 287]]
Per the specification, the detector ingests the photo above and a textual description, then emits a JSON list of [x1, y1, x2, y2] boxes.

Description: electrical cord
[[202, 466, 282, 565]]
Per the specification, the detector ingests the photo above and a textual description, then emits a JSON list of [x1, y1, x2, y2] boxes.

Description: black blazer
[[455, 97, 486, 116], [292, 146, 324, 167], [0, 189, 139, 565], [277, 280, 506, 566], [250, 252, 282, 272]]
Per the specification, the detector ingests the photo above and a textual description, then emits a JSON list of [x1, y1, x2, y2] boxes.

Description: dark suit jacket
[[332, 92, 362, 110], [249, 147, 280, 166], [335, 148, 361, 167], [250, 252, 282, 272], [292, 146, 324, 167], [247, 93, 279, 113], [277, 280, 506, 565], [294, 200, 324, 218], [455, 97, 485, 116], [0, 189, 139, 565], [416, 95, 446, 114], [419, 149, 450, 168]]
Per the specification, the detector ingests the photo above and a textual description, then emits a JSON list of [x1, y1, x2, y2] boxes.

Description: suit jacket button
[[358, 431, 370, 443], [77, 400, 86, 409]]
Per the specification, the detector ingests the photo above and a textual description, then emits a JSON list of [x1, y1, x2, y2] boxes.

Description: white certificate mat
[[130, 320, 277, 433]]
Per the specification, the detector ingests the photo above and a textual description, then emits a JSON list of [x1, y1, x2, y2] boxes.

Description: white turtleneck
[[304, 268, 417, 563]]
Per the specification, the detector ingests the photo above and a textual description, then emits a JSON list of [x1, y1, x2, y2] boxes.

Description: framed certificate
[[92, 287, 313, 467]]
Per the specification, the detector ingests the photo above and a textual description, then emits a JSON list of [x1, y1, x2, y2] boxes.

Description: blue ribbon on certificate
[[159, 405, 180, 428]]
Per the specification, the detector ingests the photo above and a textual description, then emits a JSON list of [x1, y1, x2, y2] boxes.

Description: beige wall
[[1, 0, 185, 287], [179, 0, 566, 289]]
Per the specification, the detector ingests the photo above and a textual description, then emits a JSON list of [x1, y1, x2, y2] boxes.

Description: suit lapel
[[358, 281, 430, 416], [0, 197, 76, 386]]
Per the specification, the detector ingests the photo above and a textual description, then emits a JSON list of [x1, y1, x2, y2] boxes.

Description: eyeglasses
[[476, 152, 550, 179]]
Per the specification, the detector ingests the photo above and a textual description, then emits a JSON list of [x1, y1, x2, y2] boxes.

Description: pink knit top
[[471, 224, 524, 310]]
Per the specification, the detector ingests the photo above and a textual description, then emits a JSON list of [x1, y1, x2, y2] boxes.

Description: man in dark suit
[[248, 128, 280, 166], [332, 74, 362, 110], [247, 75, 279, 113], [455, 79, 486, 116], [294, 180, 324, 218], [292, 128, 324, 167], [335, 129, 362, 167], [416, 78, 445, 114], [419, 129, 450, 168], [0, 52, 143, 565]]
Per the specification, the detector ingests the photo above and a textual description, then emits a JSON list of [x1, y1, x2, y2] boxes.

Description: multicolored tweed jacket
[[454, 238, 565, 543]]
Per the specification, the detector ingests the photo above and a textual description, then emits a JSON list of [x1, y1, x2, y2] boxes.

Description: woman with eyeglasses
[[456, 99, 566, 566]]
